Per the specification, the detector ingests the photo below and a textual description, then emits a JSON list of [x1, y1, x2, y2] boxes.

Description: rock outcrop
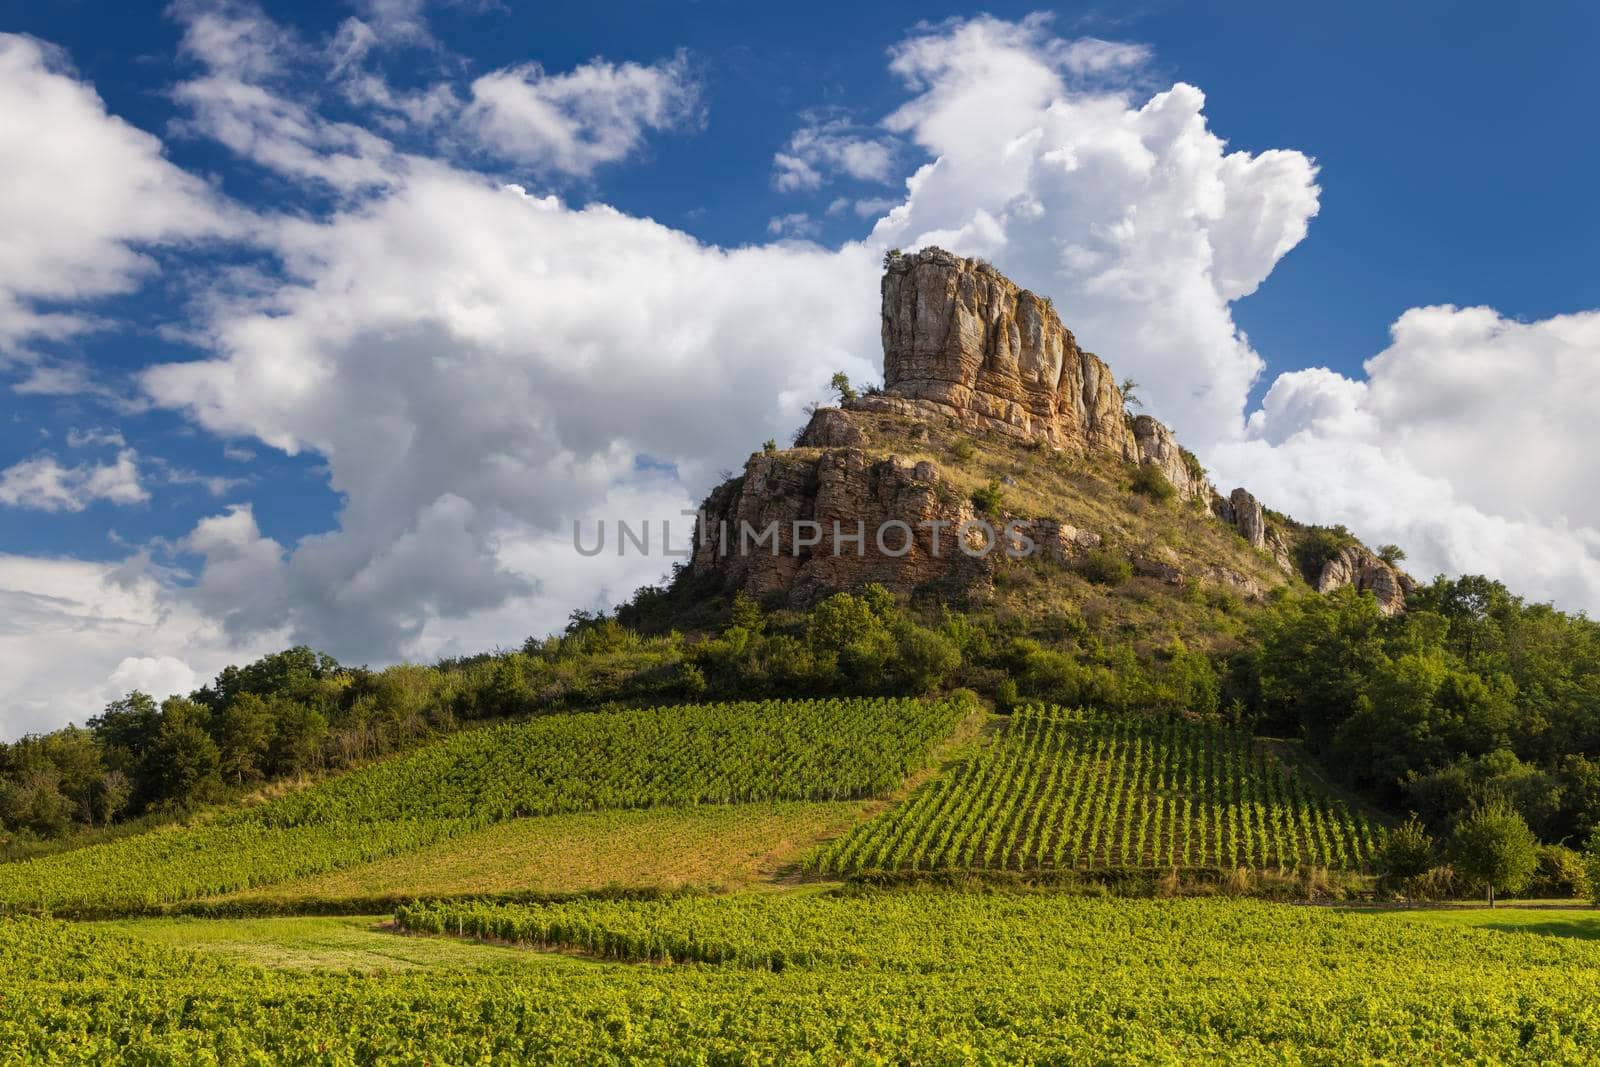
[[857, 247, 1211, 502], [687, 246, 1410, 613], [1315, 545, 1416, 617], [692, 449, 990, 604], [1213, 487, 1297, 576]]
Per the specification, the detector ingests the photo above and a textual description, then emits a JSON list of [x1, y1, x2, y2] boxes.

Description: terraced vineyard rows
[[811, 706, 1378, 874], [0, 698, 969, 914]]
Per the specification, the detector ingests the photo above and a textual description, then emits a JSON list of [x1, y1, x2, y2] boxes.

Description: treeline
[[7, 571, 1599, 856], [1239, 575, 1600, 845]]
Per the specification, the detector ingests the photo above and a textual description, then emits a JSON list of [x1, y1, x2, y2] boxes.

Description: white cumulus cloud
[[0, 32, 233, 359], [462, 50, 701, 176], [0, 449, 148, 512], [773, 116, 899, 193]]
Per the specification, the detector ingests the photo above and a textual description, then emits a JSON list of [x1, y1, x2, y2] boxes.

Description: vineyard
[[0, 698, 968, 913], [252, 696, 969, 826], [811, 706, 1379, 875], [8, 896, 1600, 1062]]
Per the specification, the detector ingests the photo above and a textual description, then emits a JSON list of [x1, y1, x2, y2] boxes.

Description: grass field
[[10, 894, 1600, 1062], [220, 802, 867, 902], [90, 915, 546, 971]]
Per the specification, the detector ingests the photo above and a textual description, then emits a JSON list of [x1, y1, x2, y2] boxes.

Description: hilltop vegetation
[[7, 566, 1600, 872]]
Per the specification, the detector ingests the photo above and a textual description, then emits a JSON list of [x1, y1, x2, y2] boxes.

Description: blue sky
[[4, 1, 1596, 563], [2, 1, 1598, 735]]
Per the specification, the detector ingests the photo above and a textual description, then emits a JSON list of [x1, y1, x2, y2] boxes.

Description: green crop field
[[8, 894, 1600, 1063], [0, 698, 967, 915], [811, 706, 1380, 875]]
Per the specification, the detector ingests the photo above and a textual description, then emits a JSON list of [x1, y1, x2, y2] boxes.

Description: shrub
[[894, 625, 962, 694], [970, 480, 1006, 516], [1294, 525, 1356, 582], [1527, 843, 1590, 899], [949, 439, 976, 463], [830, 371, 857, 403], [1130, 464, 1176, 503], [1375, 816, 1435, 896], [1179, 447, 1206, 484], [1586, 834, 1600, 906], [1080, 548, 1133, 586]]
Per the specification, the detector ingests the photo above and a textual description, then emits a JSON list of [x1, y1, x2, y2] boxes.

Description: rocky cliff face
[[689, 246, 1412, 613], [1316, 544, 1416, 616], [860, 247, 1209, 502], [691, 450, 989, 604]]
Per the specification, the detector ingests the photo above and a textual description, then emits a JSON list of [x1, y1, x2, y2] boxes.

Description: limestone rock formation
[[1213, 487, 1296, 576], [860, 247, 1211, 502], [687, 246, 1409, 613], [692, 449, 989, 604], [1315, 545, 1416, 617], [1224, 488, 1267, 549]]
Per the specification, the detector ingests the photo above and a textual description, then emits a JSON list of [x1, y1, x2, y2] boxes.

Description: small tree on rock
[[830, 371, 857, 404], [1449, 802, 1538, 907]]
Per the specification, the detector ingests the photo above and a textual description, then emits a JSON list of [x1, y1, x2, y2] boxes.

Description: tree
[[1449, 802, 1538, 906], [1119, 377, 1143, 410], [216, 693, 274, 786], [894, 625, 961, 693], [1378, 544, 1407, 566], [92, 770, 131, 827], [144, 698, 222, 808], [730, 591, 766, 636], [1375, 816, 1435, 898], [1584, 833, 1600, 907], [829, 371, 857, 403]]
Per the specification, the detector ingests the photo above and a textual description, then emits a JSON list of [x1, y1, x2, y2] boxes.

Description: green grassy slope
[[213, 802, 867, 903]]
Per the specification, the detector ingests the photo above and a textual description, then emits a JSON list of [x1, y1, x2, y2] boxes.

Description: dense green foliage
[[9, 562, 1599, 865], [811, 706, 1376, 875], [0, 699, 966, 914], [9, 896, 1588, 1063], [1246, 575, 1600, 842]]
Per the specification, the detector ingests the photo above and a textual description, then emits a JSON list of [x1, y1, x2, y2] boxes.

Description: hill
[[673, 246, 1411, 619]]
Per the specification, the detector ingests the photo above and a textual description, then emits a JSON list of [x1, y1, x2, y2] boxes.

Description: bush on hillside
[[1130, 464, 1176, 503], [1080, 548, 1133, 586]]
